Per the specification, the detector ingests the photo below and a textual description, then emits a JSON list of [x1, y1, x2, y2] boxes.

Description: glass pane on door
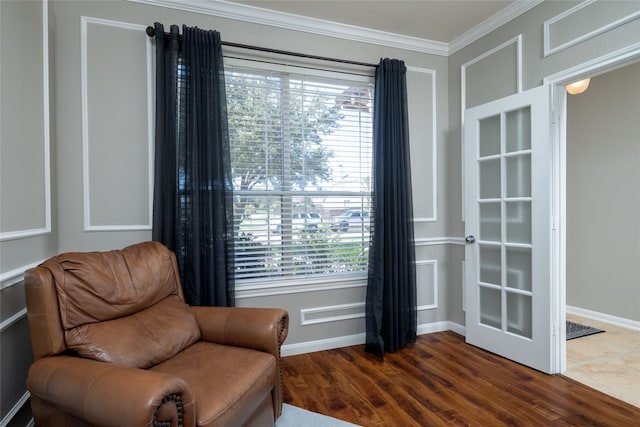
[[477, 105, 534, 337], [480, 202, 501, 242], [506, 154, 531, 197], [479, 115, 500, 156], [479, 158, 501, 199], [506, 247, 532, 291], [480, 245, 501, 285], [480, 286, 502, 329], [506, 107, 531, 152], [507, 292, 532, 338], [506, 201, 531, 244]]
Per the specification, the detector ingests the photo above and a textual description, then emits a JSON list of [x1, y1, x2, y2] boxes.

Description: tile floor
[[565, 313, 640, 408]]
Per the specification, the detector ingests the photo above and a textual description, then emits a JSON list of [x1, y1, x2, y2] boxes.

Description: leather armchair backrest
[[25, 241, 187, 361]]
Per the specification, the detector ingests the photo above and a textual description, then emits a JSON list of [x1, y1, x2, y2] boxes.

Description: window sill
[[235, 273, 367, 299]]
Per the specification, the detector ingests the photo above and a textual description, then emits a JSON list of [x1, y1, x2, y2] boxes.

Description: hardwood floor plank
[[282, 331, 640, 426]]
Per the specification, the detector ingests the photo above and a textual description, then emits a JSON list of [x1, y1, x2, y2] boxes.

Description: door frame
[[544, 42, 640, 373]]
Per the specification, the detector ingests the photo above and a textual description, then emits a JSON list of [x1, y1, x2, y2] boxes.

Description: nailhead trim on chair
[[154, 394, 184, 427], [276, 315, 289, 418]]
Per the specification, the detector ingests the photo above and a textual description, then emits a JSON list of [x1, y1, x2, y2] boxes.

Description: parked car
[[276, 212, 322, 233], [331, 210, 370, 232]]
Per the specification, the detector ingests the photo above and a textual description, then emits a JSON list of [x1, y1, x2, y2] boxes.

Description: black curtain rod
[[145, 25, 377, 69]]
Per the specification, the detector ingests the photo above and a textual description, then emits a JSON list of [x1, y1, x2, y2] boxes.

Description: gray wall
[[448, 0, 640, 326], [2, 0, 452, 422], [3, 0, 640, 424], [1, 1, 56, 424], [49, 0, 452, 350], [566, 62, 640, 321]]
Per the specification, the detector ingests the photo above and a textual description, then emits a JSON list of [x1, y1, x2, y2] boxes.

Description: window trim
[[226, 57, 375, 287]]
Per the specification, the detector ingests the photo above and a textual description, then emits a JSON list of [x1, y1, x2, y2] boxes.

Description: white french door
[[464, 85, 553, 374]]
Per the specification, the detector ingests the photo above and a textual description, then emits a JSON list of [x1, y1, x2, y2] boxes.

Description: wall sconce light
[[566, 78, 591, 95]]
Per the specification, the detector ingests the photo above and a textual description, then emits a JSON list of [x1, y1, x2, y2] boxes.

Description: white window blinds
[[226, 60, 374, 283]]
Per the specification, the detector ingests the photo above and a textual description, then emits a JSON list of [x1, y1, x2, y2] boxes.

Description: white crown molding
[[130, 0, 535, 56], [130, 0, 449, 55], [449, 0, 543, 54]]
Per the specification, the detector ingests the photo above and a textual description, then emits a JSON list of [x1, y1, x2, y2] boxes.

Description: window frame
[[224, 57, 375, 288]]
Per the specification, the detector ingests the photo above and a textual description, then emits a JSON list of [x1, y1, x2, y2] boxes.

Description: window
[[226, 59, 374, 283]]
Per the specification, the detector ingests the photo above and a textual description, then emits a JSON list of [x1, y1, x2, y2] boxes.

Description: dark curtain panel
[[152, 23, 235, 307], [365, 58, 417, 357]]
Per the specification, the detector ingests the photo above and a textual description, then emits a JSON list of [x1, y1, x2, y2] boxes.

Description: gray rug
[[276, 404, 361, 427], [566, 320, 604, 340]]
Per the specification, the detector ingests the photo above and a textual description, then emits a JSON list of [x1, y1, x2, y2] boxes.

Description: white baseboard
[[282, 332, 365, 356], [281, 320, 466, 356], [418, 320, 465, 336], [567, 305, 640, 331]]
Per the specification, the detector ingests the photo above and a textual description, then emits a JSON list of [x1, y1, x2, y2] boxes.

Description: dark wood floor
[[282, 331, 640, 426]]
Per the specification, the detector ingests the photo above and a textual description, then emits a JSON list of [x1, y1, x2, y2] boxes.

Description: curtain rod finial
[[146, 26, 155, 37]]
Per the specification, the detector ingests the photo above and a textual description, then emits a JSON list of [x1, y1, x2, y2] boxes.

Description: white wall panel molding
[[1, 260, 44, 334], [544, 0, 640, 57], [0, 0, 51, 242], [460, 34, 522, 221], [81, 16, 154, 232], [407, 66, 437, 223], [413, 218, 434, 223], [462, 261, 467, 312], [0, 391, 30, 427], [460, 34, 523, 116], [0, 260, 43, 290], [0, 309, 27, 333], [416, 260, 438, 311], [300, 302, 365, 326], [544, 42, 640, 86], [414, 237, 465, 246]]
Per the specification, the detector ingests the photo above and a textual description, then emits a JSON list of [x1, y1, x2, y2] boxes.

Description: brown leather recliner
[[24, 241, 289, 427]]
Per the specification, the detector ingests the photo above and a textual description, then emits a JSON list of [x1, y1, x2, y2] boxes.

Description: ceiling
[[229, 0, 520, 44]]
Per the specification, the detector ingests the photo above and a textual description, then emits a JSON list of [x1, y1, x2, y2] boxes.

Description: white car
[[276, 212, 322, 233], [331, 210, 370, 232]]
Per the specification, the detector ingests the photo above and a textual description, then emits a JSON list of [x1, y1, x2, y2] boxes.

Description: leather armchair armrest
[[27, 355, 196, 427], [191, 306, 289, 419], [191, 307, 288, 355]]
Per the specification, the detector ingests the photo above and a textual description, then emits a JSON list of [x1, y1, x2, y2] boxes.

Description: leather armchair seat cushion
[[150, 341, 278, 427], [66, 295, 201, 368]]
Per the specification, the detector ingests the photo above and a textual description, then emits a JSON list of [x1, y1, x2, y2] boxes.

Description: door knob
[[465, 235, 476, 244]]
